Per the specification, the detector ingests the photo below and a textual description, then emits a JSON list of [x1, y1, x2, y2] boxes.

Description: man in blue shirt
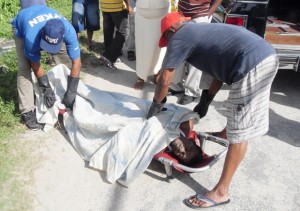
[[147, 12, 279, 209], [12, 4, 81, 130]]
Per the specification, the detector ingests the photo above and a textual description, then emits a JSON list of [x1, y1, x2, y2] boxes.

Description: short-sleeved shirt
[[100, 0, 126, 12], [162, 23, 276, 84], [13, 5, 80, 62], [178, 0, 212, 18]]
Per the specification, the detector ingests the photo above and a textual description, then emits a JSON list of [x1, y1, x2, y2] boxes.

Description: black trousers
[[102, 10, 129, 63]]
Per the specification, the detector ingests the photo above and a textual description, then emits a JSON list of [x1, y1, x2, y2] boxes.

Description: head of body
[[40, 19, 65, 54], [170, 135, 202, 165]]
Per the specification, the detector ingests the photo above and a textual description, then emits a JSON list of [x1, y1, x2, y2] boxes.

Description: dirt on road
[[17, 43, 300, 211]]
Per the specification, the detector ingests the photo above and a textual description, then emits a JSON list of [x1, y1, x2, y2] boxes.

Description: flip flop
[[184, 193, 230, 209], [134, 78, 145, 90]]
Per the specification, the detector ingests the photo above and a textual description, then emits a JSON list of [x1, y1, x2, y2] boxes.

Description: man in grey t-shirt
[[147, 12, 278, 209]]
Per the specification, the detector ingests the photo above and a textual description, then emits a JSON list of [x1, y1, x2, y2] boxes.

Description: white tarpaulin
[[34, 64, 199, 186]]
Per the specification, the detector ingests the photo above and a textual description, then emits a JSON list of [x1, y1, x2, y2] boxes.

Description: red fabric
[[159, 12, 191, 47], [59, 109, 66, 116]]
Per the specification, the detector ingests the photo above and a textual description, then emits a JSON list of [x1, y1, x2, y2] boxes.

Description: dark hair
[[172, 140, 203, 166]]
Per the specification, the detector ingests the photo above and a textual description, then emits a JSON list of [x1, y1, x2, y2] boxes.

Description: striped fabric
[[100, 0, 126, 12], [225, 55, 279, 143], [178, 0, 212, 18]]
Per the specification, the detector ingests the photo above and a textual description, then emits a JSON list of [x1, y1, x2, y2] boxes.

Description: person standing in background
[[72, 0, 100, 49], [133, 0, 170, 90], [99, 0, 133, 70], [172, 0, 222, 105], [124, 0, 136, 61]]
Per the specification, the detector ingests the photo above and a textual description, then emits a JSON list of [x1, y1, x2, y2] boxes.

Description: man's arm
[[31, 61, 56, 108], [123, 0, 133, 15], [153, 68, 175, 103], [147, 68, 175, 119], [69, 57, 81, 78], [193, 78, 223, 118], [62, 57, 81, 110], [208, 0, 222, 17], [31, 61, 46, 78]]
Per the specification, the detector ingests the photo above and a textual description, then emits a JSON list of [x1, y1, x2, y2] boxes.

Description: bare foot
[[186, 190, 230, 208], [134, 78, 144, 90]]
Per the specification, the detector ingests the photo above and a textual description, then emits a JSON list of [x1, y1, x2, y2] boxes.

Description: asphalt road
[[26, 56, 300, 211]]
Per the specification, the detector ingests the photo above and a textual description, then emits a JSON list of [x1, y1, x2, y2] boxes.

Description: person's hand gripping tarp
[[62, 75, 79, 110], [38, 74, 56, 108], [193, 89, 215, 118], [147, 97, 167, 119]]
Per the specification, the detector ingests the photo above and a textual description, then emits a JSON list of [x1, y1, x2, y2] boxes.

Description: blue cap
[[40, 19, 65, 54], [20, 0, 46, 9]]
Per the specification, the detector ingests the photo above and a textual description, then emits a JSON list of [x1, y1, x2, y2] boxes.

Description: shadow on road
[[268, 109, 300, 147], [268, 70, 300, 147], [201, 70, 300, 147], [270, 70, 300, 110], [146, 160, 208, 194]]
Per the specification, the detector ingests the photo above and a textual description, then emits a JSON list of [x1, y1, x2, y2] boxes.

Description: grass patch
[[0, 51, 20, 138], [47, 1, 72, 21], [0, 132, 34, 211], [0, 1, 72, 39], [0, 0, 19, 38], [0, 50, 29, 210], [0, 1, 103, 209], [0, 0, 74, 208], [0, 39, 56, 211]]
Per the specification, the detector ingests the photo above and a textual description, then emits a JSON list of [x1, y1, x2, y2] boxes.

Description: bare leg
[[87, 30, 93, 47], [77, 32, 80, 40], [188, 141, 248, 207]]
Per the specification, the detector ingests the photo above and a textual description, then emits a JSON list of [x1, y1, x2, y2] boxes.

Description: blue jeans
[[125, 12, 135, 52], [72, 0, 100, 33], [102, 10, 129, 63]]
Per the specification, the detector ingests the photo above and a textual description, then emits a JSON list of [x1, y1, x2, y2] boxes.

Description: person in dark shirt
[[147, 12, 279, 208], [174, 0, 222, 105]]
